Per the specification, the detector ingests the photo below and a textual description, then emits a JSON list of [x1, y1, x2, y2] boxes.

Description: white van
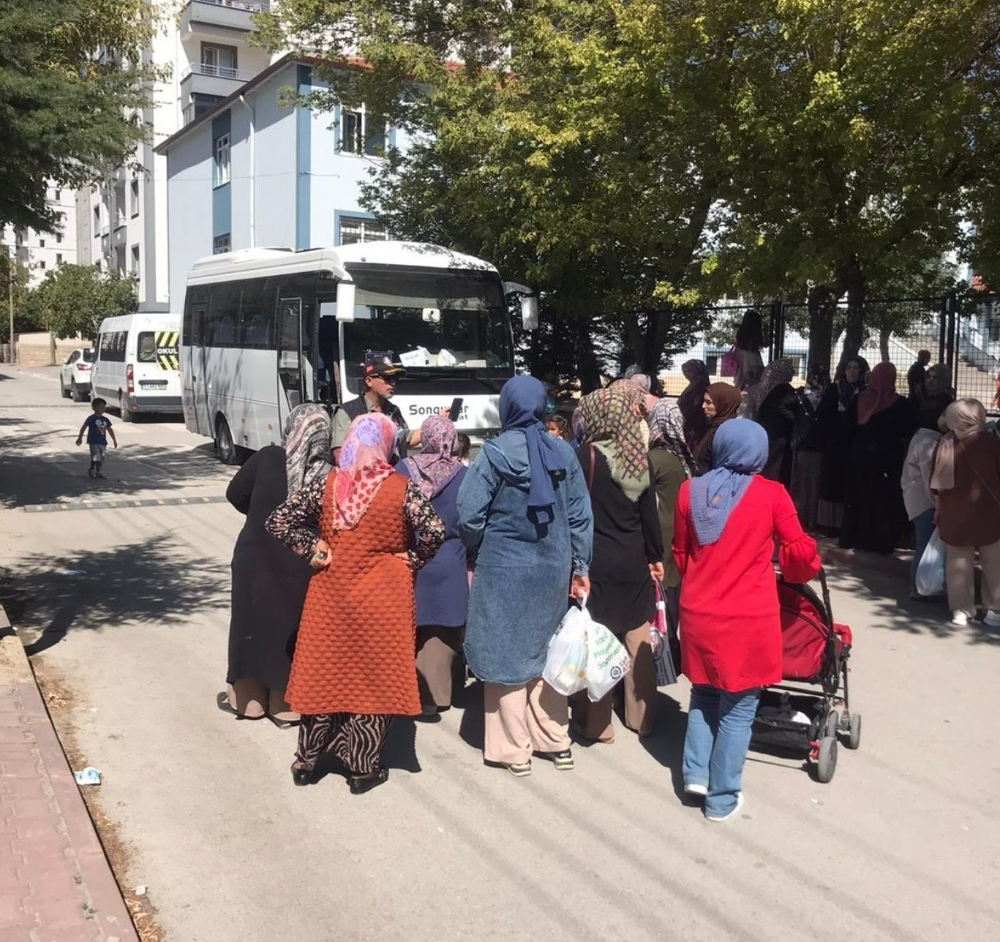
[[91, 313, 183, 421]]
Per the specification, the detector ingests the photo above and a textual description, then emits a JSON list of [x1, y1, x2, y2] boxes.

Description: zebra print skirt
[[296, 713, 392, 775]]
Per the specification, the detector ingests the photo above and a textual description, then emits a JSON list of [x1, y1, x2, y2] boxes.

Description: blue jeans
[[683, 685, 761, 818], [910, 507, 936, 595]]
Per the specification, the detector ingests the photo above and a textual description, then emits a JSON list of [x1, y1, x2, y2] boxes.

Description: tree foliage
[[257, 1, 1000, 375], [23, 265, 137, 341], [0, 252, 35, 343], [0, 0, 159, 233]]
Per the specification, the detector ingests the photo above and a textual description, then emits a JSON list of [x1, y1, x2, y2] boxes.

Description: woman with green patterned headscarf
[[572, 381, 664, 744]]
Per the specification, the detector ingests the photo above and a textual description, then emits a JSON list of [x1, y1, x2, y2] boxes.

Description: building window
[[201, 43, 238, 79], [93, 206, 100, 230], [193, 93, 223, 120], [39, 238, 45, 248], [214, 133, 231, 187], [213, 234, 231, 255], [131, 245, 140, 274], [38, 261, 45, 270], [56, 232, 62, 244], [339, 109, 387, 157], [338, 215, 389, 245], [56, 254, 63, 265], [131, 178, 140, 217]]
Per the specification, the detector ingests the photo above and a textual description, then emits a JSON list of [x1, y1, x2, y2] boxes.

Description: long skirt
[[295, 713, 392, 775], [790, 449, 822, 531]]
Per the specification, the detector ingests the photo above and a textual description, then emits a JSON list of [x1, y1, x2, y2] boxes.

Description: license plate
[[140, 381, 168, 389]]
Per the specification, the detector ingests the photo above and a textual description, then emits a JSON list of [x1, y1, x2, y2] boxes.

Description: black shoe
[[348, 767, 389, 795], [291, 765, 317, 787]]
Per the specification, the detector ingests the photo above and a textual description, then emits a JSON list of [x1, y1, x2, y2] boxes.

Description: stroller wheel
[[825, 711, 840, 739], [815, 736, 838, 783], [846, 713, 862, 750]]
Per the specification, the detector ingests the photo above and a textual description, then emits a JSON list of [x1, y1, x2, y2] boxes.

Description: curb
[[0, 603, 142, 942]]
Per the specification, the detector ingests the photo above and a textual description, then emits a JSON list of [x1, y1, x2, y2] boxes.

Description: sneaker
[[536, 750, 574, 770], [506, 761, 532, 777], [951, 610, 969, 627], [684, 782, 708, 798], [984, 610, 1000, 628], [705, 792, 744, 823]]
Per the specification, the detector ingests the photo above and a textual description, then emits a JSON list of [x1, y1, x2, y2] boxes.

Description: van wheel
[[216, 416, 236, 465], [119, 395, 134, 422]]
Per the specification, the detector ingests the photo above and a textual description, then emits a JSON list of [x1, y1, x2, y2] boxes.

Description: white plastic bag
[[543, 603, 589, 696], [915, 528, 946, 597], [584, 615, 632, 702]]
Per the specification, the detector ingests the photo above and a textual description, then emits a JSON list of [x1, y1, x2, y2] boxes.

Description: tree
[[0, 252, 34, 343], [255, 0, 775, 379], [714, 0, 1000, 373], [23, 265, 137, 341], [0, 0, 160, 233]]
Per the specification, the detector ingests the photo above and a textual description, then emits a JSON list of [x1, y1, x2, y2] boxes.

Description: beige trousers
[[571, 623, 657, 740], [226, 680, 299, 722], [483, 678, 570, 765], [416, 626, 462, 709], [945, 538, 1000, 617]]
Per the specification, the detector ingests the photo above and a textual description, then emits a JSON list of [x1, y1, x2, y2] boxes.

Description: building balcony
[[180, 62, 257, 101], [179, 0, 269, 36]]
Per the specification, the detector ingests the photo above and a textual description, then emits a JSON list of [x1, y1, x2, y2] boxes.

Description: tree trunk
[[575, 315, 602, 393], [807, 285, 836, 376], [839, 258, 867, 368], [879, 327, 891, 363]]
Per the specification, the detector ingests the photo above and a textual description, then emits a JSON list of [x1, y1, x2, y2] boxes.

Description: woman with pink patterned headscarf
[[267, 412, 446, 794], [398, 416, 469, 714]]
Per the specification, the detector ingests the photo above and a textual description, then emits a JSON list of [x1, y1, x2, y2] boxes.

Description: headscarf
[[742, 357, 795, 420], [495, 375, 567, 520], [283, 403, 333, 498], [647, 398, 696, 476], [835, 356, 869, 408], [693, 383, 742, 459], [929, 398, 987, 492], [678, 360, 710, 449], [689, 419, 768, 546], [857, 362, 901, 425], [333, 413, 397, 529], [926, 363, 954, 398], [401, 415, 463, 500], [579, 382, 651, 501], [624, 365, 651, 392], [917, 365, 955, 431]]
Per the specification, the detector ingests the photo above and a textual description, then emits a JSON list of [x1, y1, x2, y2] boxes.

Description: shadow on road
[[0, 442, 234, 508], [827, 565, 1000, 646], [0, 534, 228, 656]]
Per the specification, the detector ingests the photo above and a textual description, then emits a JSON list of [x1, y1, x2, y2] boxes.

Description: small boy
[[76, 398, 118, 479]]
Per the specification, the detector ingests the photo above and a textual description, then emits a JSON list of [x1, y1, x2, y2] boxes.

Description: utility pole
[[4, 242, 13, 365]]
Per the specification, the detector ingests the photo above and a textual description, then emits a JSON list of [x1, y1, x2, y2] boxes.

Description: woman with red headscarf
[[267, 413, 446, 793], [839, 362, 918, 553]]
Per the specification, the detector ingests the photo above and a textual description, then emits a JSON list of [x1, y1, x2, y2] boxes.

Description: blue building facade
[[157, 57, 408, 312]]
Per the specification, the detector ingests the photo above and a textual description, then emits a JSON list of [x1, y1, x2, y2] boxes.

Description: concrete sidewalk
[[0, 611, 140, 942]]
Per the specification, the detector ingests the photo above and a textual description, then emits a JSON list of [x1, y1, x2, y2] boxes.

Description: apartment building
[[79, 0, 275, 311], [157, 57, 405, 310], [1, 186, 78, 289]]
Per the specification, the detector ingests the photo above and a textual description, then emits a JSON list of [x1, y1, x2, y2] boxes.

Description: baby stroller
[[750, 567, 860, 783]]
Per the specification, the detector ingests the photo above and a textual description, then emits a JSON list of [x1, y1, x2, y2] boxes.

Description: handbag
[[720, 347, 738, 378], [651, 580, 680, 686]]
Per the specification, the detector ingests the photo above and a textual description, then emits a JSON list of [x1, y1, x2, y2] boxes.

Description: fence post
[[944, 293, 957, 394], [770, 298, 785, 359]]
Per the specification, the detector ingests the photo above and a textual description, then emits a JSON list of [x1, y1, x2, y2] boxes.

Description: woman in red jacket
[[673, 419, 820, 821]]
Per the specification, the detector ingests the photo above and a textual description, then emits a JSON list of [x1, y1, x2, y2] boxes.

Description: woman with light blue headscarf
[[458, 376, 594, 777], [672, 419, 820, 822]]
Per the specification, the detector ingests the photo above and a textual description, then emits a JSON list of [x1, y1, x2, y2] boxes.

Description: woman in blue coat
[[458, 376, 593, 777], [397, 416, 468, 715]]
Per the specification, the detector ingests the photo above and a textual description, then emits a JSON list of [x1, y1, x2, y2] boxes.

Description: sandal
[[215, 691, 264, 720]]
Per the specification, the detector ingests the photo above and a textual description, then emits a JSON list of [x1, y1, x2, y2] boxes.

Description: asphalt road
[[1, 366, 998, 942]]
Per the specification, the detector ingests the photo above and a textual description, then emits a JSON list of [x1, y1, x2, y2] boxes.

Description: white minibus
[[180, 242, 528, 463], [91, 313, 183, 421]]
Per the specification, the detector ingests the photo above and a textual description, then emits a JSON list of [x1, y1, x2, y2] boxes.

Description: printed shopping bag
[[584, 616, 632, 702], [543, 602, 589, 696]]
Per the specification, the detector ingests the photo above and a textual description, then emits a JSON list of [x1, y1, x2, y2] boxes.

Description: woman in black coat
[[219, 405, 332, 726], [745, 358, 799, 488], [816, 356, 868, 531]]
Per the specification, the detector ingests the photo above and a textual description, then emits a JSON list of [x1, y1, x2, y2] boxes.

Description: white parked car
[[60, 348, 95, 402]]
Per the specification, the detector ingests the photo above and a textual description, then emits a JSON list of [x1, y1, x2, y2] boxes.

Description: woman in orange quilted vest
[[267, 412, 446, 794]]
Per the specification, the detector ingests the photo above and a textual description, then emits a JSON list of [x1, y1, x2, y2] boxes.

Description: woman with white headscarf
[[930, 399, 1000, 628], [219, 404, 332, 727]]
